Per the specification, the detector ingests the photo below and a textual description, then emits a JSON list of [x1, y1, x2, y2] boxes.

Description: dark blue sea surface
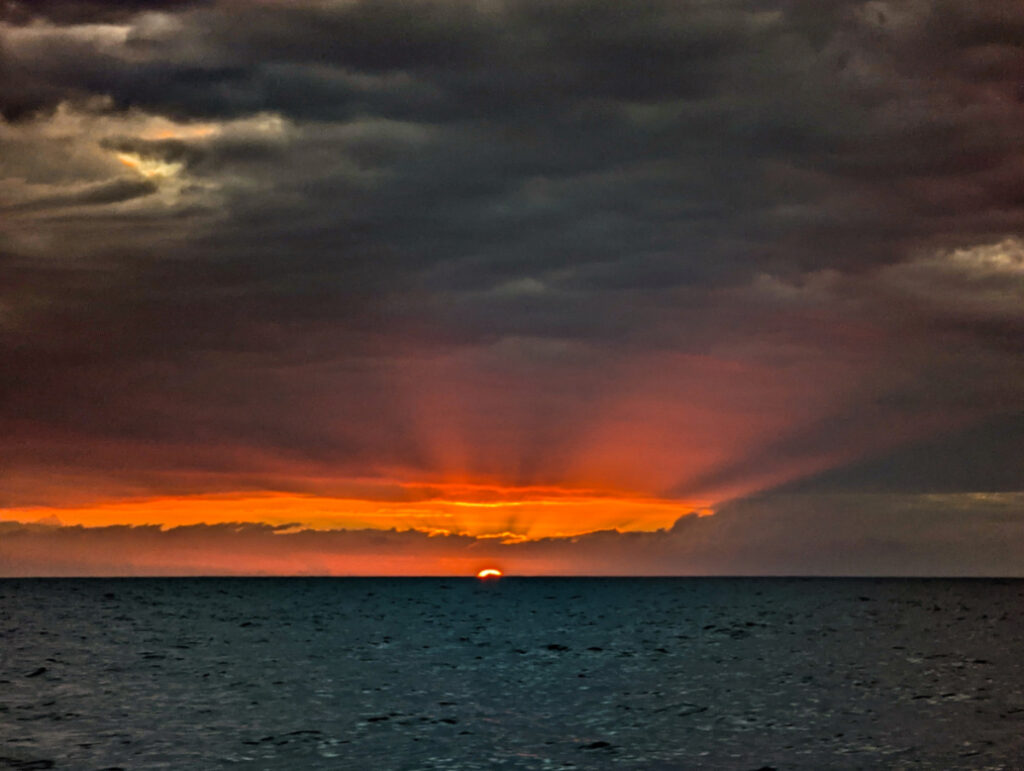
[[2, 578, 1024, 769]]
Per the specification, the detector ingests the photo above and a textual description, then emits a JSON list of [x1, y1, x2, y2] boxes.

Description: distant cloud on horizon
[[4, 491, 1024, 576]]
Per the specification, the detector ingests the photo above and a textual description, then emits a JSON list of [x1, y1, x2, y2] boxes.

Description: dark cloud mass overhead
[[1, 0, 1023, 573]]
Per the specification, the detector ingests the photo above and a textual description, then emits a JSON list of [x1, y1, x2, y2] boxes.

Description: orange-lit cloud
[[0, 487, 709, 540]]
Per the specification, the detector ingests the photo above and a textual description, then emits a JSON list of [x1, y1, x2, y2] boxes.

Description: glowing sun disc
[[476, 568, 502, 579]]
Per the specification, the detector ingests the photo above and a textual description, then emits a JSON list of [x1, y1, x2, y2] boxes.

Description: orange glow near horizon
[[1, 487, 711, 539], [2, 343, 927, 549], [476, 568, 502, 578]]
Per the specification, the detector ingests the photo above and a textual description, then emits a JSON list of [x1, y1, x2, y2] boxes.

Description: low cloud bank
[[4, 492, 1023, 576]]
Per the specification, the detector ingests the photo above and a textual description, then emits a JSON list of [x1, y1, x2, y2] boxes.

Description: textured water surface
[[2, 578, 1024, 769]]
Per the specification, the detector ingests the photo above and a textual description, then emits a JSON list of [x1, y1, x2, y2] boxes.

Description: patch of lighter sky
[[0, 19, 131, 53]]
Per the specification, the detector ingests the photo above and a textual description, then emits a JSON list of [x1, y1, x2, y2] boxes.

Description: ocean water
[[2, 578, 1024, 770]]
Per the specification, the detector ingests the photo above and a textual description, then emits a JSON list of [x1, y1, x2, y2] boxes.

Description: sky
[[2, 0, 1023, 575]]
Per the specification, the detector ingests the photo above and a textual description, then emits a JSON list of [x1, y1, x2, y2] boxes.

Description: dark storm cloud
[[5, 0, 1023, 278], [1, 0, 1024, 519]]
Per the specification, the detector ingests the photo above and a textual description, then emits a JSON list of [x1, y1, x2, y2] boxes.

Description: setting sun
[[476, 568, 502, 579]]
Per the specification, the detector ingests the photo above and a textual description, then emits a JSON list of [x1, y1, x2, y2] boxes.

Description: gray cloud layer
[[1, 1, 1023, 543]]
